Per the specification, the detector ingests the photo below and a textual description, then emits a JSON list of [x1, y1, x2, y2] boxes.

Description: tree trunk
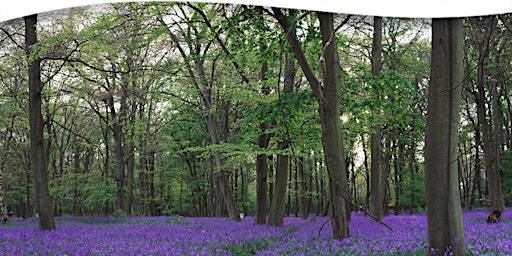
[[0, 165, 8, 223], [296, 156, 309, 219], [72, 143, 81, 216], [108, 95, 126, 213], [370, 16, 384, 221], [473, 16, 505, 213], [267, 57, 295, 226], [424, 18, 465, 255], [268, 155, 274, 213], [267, 145, 289, 226], [360, 134, 370, 215], [24, 14, 56, 231], [255, 61, 270, 224], [148, 151, 156, 216], [273, 8, 349, 240], [318, 12, 349, 239], [207, 113, 240, 221], [255, 132, 269, 223]]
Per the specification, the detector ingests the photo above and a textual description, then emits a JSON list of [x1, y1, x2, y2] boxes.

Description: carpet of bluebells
[[0, 209, 511, 255]]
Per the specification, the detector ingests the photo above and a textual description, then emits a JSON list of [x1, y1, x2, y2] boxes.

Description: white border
[[1, 0, 512, 22]]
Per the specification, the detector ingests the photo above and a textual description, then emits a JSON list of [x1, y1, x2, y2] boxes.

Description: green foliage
[[398, 171, 426, 211]]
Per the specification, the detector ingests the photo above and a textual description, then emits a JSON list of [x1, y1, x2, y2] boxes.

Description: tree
[[370, 16, 384, 220], [267, 57, 295, 226], [24, 14, 56, 231], [255, 59, 270, 223], [472, 16, 506, 212], [272, 8, 349, 240], [0, 166, 7, 223], [424, 18, 465, 255], [157, 3, 241, 221]]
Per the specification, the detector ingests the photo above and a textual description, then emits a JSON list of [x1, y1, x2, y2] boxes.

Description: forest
[[0, 2, 511, 255]]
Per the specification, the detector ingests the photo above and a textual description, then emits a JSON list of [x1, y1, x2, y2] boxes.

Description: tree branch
[[271, 7, 322, 101]]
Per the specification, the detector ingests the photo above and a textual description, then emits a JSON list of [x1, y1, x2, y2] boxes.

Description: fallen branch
[[334, 178, 394, 232], [318, 216, 334, 238]]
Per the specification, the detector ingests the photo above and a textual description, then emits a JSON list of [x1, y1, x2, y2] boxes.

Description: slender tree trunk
[[490, 52, 505, 212], [296, 156, 309, 219], [125, 143, 135, 215], [24, 14, 56, 231], [0, 165, 8, 223], [370, 16, 384, 221], [72, 144, 81, 216], [268, 57, 294, 226], [360, 134, 370, 215], [148, 150, 156, 216], [255, 61, 270, 224], [241, 168, 248, 216], [473, 16, 505, 213], [424, 18, 465, 255], [268, 155, 274, 213], [382, 140, 392, 216]]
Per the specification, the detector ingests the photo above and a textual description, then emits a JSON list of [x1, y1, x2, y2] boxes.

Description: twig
[[333, 178, 394, 232], [318, 216, 334, 238]]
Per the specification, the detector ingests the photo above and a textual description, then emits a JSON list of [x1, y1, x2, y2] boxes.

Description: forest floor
[[0, 209, 510, 255]]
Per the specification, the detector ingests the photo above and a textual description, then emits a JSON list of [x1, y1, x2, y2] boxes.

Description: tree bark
[[424, 18, 465, 255], [267, 144, 289, 226], [255, 61, 270, 224], [24, 14, 56, 231], [272, 8, 349, 240], [370, 16, 384, 221], [472, 16, 505, 213], [0, 165, 8, 223], [124, 101, 137, 215], [267, 57, 295, 226], [296, 156, 309, 219], [318, 12, 349, 239], [108, 94, 126, 213]]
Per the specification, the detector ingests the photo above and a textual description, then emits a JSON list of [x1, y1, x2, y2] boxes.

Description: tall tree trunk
[[268, 155, 274, 213], [362, 135, 370, 215], [124, 101, 137, 215], [370, 16, 384, 220], [473, 16, 505, 213], [207, 113, 240, 221], [255, 61, 270, 224], [108, 95, 126, 213], [147, 151, 156, 216], [273, 8, 349, 240], [125, 142, 135, 215], [318, 12, 349, 239], [268, 57, 295, 226], [24, 14, 56, 231], [490, 47, 505, 212], [382, 140, 392, 216], [0, 165, 8, 223], [72, 143, 81, 216], [424, 18, 465, 255]]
